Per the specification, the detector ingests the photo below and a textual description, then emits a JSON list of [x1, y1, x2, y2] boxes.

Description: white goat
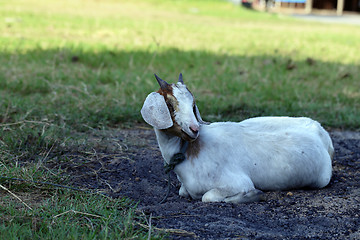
[[141, 73, 333, 203]]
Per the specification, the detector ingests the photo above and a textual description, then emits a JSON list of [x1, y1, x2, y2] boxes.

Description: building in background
[[248, 0, 360, 15]]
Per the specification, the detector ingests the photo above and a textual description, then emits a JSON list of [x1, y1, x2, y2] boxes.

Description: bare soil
[[61, 126, 360, 239]]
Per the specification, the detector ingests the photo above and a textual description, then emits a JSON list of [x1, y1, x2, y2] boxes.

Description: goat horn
[[154, 74, 170, 89], [178, 73, 184, 84]]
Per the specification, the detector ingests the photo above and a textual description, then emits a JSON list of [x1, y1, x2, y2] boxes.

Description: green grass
[[0, 0, 360, 238], [0, 123, 162, 238], [0, 190, 153, 239], [1, 0, 359, 129]]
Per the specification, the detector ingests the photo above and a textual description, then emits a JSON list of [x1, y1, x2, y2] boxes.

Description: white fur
[[172, 83, 200, 138], [143, 82, 333, 203], [141, 92, 173, 129]]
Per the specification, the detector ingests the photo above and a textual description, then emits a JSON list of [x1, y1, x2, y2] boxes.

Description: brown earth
[[60, 126, 360, 239]]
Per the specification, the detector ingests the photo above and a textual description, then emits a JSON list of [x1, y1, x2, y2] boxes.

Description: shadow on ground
[[1, 47, 359, 129]]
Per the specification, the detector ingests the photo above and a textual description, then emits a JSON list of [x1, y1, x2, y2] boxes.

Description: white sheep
[[141, 73, 333, 203]]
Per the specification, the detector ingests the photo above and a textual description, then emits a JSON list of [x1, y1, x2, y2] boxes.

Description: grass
[[0, 122, 162, 238], [1, 0, 359, 129], [0, 189, 153, 239], [0, 0, 359, 238]]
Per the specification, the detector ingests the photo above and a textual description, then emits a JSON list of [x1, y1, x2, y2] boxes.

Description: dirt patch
[[59, 126, 360, 239]]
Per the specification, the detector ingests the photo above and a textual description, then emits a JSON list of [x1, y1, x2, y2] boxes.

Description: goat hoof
[[225, 189, 264, 203]]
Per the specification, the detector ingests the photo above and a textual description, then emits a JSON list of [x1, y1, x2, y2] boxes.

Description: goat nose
[[190, 125, 199, 134]]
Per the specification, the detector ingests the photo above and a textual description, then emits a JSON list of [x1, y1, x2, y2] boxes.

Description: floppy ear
[[141, 92, 173, 129]]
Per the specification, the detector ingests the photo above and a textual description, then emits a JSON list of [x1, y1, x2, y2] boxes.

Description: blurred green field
[[1, 0, 359, 130], [0, 0, 359, 238]]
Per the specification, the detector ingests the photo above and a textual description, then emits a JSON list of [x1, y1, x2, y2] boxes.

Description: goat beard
[[181, 130, 197, 142]]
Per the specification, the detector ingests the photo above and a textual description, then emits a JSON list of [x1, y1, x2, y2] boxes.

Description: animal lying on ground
[[140, 73, 333, 203]]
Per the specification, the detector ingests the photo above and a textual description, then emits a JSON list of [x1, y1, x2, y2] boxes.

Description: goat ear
[[141, 92, 173, 129], [194, 104, 208, 125]]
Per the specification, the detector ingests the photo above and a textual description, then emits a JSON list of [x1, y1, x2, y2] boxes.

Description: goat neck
[[154, 128, 186, 165]]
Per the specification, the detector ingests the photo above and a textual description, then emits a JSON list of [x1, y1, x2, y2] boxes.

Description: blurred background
[[1, 0, 359, 131]]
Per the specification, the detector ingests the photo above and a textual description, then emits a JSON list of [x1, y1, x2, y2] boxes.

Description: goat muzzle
[[181, 129, 199, 142]]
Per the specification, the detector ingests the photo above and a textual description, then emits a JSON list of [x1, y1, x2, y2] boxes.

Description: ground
[[59, 126, 360, 239]]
